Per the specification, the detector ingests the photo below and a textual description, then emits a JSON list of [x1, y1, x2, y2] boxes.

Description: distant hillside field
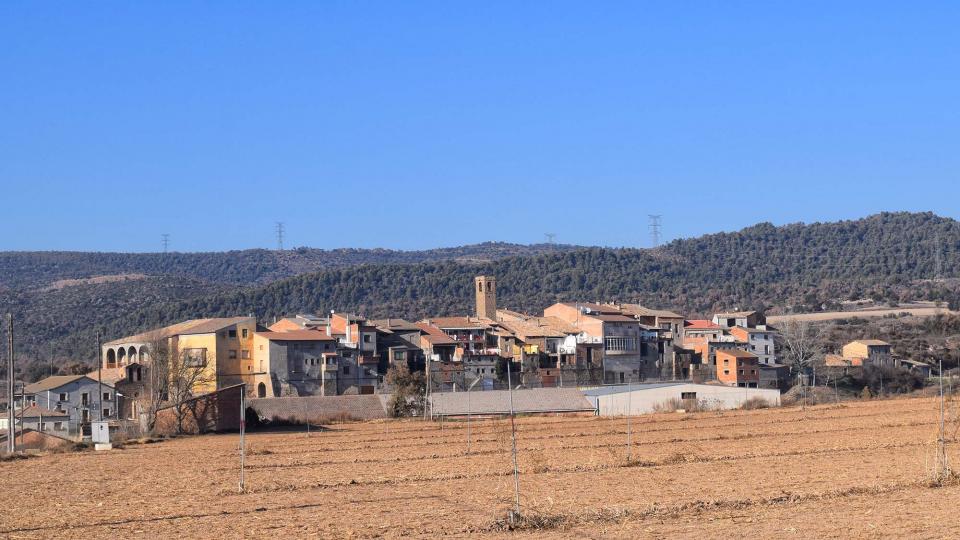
[[3, 212, 960, 378]]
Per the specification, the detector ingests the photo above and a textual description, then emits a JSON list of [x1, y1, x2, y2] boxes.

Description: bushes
[[385, 364, 425, 418], [740, 396, 772, 409]]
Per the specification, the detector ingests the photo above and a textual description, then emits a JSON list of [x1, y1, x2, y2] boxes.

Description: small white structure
[[91, 420, 112, 450], [584, 382, 780, 416]]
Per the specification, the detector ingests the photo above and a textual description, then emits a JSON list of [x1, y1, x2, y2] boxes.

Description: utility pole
[[507, 362, 521, 524], [97, 330, 103, 421], [6, 314, 15, 454], [544, 233, 556, 245], [239, 386, 246, 492], [275, 222, 285, 251], [161, 233, 170, 253], [648, 215, 662, 247], [626, 375, 633, 463]]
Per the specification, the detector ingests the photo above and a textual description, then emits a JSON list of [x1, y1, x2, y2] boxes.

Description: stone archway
[[138, 346, 149, 363], [127, 346, 137, 365], [257, 382, 267, 398], [117, 347, 126, 365], [106, 348, 116, 367]]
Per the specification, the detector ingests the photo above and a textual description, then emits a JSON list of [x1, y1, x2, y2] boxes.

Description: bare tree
[[779, 319, 824, 396], [144, 334, 215, 434]]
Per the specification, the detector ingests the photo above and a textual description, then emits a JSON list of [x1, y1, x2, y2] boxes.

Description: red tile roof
[[415, 323, 458, 345], [684, 320, 722, 330], [255, 330, 337, 341]]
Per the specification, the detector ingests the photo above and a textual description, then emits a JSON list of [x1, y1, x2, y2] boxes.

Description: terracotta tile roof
[[368, 319, 421, 333], [255, 329, 337, 341], [415, 323, 458, 345], [591, 314, 638, 323], [850, 339, 890, 346], [618, 304, 684, 319], [18, 405, 69, 419], [684, 320, 722, 330], [422, 316, 493, 329], [86, 367, 127, 386], [559, 302, 624, 315], [496, 320, 567, 339], [105, 317, 255, 345], [23, 375, 91, 394]]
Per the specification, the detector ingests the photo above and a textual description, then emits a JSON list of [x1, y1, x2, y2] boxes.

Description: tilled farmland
[[2, 397, 959, 539]]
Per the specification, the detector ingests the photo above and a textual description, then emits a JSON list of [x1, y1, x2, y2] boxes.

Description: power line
[[275, 222, 285, 251], [648, 215, 662, 247], [161, 234, 170, 253]]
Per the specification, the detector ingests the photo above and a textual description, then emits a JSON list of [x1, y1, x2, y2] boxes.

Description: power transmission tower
[[275, 222, 285, 251], [161, 234, 170, 253], [544, 233, 556, 245], [648, 215, 662, 247]]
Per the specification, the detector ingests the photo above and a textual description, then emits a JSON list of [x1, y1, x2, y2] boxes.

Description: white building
[[583, 382, 781, 416]]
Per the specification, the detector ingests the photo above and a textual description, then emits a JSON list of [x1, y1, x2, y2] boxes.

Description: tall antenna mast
[[275, 222, 285, 251], [161, 233, 170, 253], [544, 233, 556, 245], [648, 215, 662, 247]]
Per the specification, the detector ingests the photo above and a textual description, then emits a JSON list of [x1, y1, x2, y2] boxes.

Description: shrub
[[740, 396, 772, 410]]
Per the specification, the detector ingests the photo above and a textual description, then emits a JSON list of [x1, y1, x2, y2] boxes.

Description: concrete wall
[[589, 384, 781, 416]]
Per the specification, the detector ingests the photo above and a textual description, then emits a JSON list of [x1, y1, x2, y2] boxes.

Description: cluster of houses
[[1, 275, 930, 442]]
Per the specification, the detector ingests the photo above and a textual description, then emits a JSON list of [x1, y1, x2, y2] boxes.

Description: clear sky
[[2, 2, 959, 252]]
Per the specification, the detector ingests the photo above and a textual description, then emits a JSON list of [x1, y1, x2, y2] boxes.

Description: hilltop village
[[3, 274, 931, 445]]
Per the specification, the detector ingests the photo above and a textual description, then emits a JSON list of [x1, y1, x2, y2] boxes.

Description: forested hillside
[[0, 242, 583, 290], [4, 212, 960, 379]]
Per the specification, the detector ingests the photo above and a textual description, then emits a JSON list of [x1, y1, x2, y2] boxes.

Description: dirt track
[[1, 397, 959, 538]]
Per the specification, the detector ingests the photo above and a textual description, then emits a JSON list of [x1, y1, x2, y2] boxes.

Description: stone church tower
[[475, 276, 497, 320]]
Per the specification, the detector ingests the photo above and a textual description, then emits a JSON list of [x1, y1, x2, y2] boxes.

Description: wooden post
[[6, 314, 14, 454]]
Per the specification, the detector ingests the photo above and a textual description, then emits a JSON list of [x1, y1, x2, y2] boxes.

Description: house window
[[40, 422, 46, 430], [81, 392, 89, 405], [343, 365, 351, 375], [242, 328, 248, 339], [104, 408, 111, 417], [229, 350, 238, 359], [681, 392, 697, 400], [241, 350, 250, 359], [183, 348, 208, 367], [363, 334, 372, 343], [229, 329, 237, 338], [102, 392, 110, 401], [54, 422, 63, 430], [58, 392, 68, 402], [723, 370, 730, 375], [259, 345, 264, 351]]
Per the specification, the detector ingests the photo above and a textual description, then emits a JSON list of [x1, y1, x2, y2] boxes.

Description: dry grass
[[0, 397, 959, 538]]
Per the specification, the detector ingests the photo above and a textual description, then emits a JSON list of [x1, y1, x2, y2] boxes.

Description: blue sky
[[1, 2, 959, 252]]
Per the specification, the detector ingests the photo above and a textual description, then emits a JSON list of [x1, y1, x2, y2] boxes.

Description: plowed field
[[2, 397, 959, 538]]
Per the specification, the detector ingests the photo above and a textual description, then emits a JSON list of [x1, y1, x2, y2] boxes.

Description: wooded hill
[[0, 242, 583, 290], [4, 212, 960, 380]]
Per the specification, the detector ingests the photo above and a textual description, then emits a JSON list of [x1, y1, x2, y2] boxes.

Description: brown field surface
[[2, 397, 960, 538], [767, 307, 955, 323]]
